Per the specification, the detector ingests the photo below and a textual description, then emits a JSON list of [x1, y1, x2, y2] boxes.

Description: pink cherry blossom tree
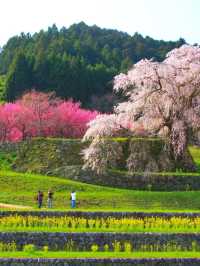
[[83, 45, 200, 173], [53, 101, 98, 138], [0, 104, 16, 142], [17, 91, 60, 137]]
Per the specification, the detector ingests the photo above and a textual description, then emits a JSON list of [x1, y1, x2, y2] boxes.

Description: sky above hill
[[0, 0, 199, 46]]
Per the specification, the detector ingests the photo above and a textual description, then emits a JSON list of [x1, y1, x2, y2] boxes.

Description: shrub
[[112, 241, 121, 252], [124, 242, 132, 252], [0, 242, 17, 252], [104, 244, 109, 252], [23, 244, 36, 254], [43, 245, 49, 252], [91, 244, 99, 252]]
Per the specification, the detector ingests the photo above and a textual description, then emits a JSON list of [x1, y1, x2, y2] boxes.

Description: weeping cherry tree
[[82, 45, 200, 173]]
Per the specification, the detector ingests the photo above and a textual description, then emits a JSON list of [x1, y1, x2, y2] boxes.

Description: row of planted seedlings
[[1, 215, 200, 232], [0, 240, 200, 253]]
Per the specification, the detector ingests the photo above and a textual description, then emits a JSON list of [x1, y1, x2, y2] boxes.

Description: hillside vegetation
[[0, 22, 185, 109], [0, 75, 5, 101]]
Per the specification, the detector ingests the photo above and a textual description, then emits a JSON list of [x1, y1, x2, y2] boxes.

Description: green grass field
[[0, 251, 200, 258], [0, 170, 200, 211]]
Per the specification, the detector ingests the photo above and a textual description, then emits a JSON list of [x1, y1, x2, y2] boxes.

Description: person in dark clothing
[[37, 191, 44, 208], [47, 190, 53, 208]]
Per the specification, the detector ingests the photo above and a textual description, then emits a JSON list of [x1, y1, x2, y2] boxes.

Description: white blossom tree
[[83, 45, 200, 173]]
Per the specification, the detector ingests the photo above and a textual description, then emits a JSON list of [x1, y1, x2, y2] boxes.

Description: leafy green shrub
[[112, 241, 121, 252], [43, 245, 49, 252], [192, 241, 198, 252], [91, 244, 99, 252], [104, 244, 109, 252], [23, 244, 36, 254], [124, 242, 132, 252], [0, 242, 16, 252]]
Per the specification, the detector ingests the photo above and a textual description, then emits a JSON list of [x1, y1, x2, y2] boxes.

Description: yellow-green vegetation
[[1, 251, 200, 258], [1, 170, 200, 211], [2, 215, 200, 233]]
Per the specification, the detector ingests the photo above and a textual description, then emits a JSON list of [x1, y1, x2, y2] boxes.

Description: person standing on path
[[47, 190, 53, 208], [71, 191, 76, 208], [37, 191, 44, 208]]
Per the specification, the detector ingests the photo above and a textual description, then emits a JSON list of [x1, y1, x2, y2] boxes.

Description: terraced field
[[1, 211, 200, 265], [0, 170, 199, 265], [0, 141, 200, 265]]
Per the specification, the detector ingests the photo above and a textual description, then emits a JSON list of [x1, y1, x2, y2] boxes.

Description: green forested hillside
[[0, 75, 5, 101], [0, 22, 185, 109]]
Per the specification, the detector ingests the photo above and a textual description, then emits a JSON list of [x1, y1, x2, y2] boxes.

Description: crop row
[[1, 215, 200, 233]]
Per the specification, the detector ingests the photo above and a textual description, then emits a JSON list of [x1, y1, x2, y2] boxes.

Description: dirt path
[[0, 203, 32, 210]]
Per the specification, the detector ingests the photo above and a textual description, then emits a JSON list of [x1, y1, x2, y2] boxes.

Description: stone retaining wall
[[65, 166, 200, 191], [0, 232, 200, 251], [0, 258, 200, 266], [0, 139, 200, 191], [0, 142, 20, 152]]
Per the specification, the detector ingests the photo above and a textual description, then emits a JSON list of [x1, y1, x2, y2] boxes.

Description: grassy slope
[[1, 171, 200, 211], [0, 142, 199, 211]]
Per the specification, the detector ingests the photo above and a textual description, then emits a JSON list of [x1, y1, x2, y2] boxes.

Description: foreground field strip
[[0, 203, 32, 210], [2, 251, 200, 258], [2, 227, 200, 233], [3, 213, 200, 233]]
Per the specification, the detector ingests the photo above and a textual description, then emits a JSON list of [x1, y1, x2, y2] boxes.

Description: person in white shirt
[[71, 191, 76, 208]]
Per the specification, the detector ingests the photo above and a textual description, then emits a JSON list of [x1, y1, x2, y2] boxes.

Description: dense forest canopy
[[0, 22, 186, 110]]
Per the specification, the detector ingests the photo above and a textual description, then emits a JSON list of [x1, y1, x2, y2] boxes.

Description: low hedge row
[[0, 258, 200, 266]]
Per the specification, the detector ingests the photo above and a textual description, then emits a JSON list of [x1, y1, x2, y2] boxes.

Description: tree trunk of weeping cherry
[[127, 138, 196, 173], [82, 138, 123, 175], [82, 138, 196, 174]]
